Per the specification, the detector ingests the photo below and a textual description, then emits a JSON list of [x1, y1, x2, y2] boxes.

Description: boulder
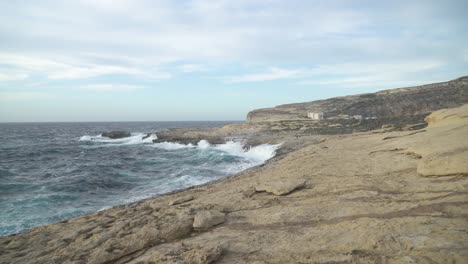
[[101, 131, 131, 139], [255, 179, 306, 196], [193, 211, 225, 230]]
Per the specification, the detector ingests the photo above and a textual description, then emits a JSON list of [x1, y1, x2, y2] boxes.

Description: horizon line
[[0, 120, 244, 124]]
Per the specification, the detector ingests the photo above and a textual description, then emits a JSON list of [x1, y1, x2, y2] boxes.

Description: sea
[[0, 122, 279, 236]]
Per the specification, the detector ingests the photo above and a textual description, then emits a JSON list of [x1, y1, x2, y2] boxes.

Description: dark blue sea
[[0, 122, 279, 236]]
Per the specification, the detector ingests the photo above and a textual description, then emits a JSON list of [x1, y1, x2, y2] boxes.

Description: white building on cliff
[[307, 112, 324, 120]]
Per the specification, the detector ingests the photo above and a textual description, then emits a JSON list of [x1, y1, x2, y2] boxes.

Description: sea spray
[[79, 133, 157, 145], [153, 139, 280, 163]]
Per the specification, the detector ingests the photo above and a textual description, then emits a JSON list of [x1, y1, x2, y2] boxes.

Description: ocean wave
[[153, 139, 280, 164], [79, 133, 157, 145], [153, 141, 195, 150]]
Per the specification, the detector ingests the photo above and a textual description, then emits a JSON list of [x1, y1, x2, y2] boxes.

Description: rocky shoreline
[[1, 78, 468, 264]]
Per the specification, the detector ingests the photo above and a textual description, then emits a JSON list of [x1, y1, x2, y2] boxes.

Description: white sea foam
[[153, 141, 195, 150], [214, 141, 280, 163], [152, 139, 280, 164], [197, 139, 211, 149], [79, 133, 157, 145], [79, 135, 97, 141]]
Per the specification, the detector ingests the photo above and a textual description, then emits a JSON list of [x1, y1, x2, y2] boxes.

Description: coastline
[[1, 104, 467, 263]]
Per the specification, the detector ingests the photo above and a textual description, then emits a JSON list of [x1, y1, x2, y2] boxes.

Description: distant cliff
[[247, 76, 468, 123], [154, 77, 468, 145]]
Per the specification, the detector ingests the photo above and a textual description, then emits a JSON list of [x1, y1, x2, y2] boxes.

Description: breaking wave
[[153, 139, 279, 163], [79, 133, 157, 145]]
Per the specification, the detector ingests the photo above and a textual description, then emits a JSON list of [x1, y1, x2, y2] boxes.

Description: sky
[[0, 0, 467, 122]]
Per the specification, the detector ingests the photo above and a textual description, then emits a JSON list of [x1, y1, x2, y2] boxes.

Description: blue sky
[[0, 0, 467, 122]]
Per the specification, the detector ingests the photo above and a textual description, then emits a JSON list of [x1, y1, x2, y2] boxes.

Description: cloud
[[0, 73, 29, 81], [179, 64, 208, 73], [225, 67, 305, 83], [0, 92, 56, 101], [0, 1, 466, 101], [48, 65, 155, 80], [0, 53, 171, 80], [225, 60, 444, 84], [295, 60, 446, 89], [2, 1, 465, 68], [79, 84, 145, 92]]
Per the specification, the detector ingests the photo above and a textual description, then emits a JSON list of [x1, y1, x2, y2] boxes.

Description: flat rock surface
[[399, 104, 468, 176], [169, 196, 194, 206], [1, 105, 467, 263], [193, 211, 225, 230], [255, 179, 306, 195]]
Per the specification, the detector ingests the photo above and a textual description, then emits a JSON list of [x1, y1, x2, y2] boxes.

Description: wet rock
[[193, 211, 225, 230], [101, 131, 131, 139], [255, 179, 306, 196], [142, 133, 153, 140]]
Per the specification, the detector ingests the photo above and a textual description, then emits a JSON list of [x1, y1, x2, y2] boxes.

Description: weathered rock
[[255, 179, 306, 195], [179, 245, 223, 264], [169, 196, 194, 206], [417, 148, 468, 176], [101, 130, 131, 139], [408, 104, 468, 177], [404, 123, 427, 131], [193, 211, 225, 230], [129, 243, 223, 263], [160, 214, 194, 241]]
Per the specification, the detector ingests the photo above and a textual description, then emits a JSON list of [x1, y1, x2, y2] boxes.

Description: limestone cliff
[[247, 76, 468, 123]]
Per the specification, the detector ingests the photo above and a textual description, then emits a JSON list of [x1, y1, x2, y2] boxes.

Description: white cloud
[[0, 53, 171, 80], [179, 64, 207, 73], [295, 60, 446, 89], [0, 92, 55, 101], [0, 1, 465, 88], [225, 67, 305, 83], [0, 73, 29, 81], [48, 65, 151, 80], [305, 61, 444, 77], [225, 60, 444, 84], [80, 84, 145, 92]]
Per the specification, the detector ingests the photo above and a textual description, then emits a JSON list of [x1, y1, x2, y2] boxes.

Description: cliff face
[[247, 76, 468, 123]]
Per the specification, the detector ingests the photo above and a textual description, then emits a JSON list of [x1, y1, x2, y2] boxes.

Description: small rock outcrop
[[169, 196, 194, 206], [193, 210, 225, 230], [255, 179, 306, 195], [407, 104, 468, 177], [101, 131, 131, 139]]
